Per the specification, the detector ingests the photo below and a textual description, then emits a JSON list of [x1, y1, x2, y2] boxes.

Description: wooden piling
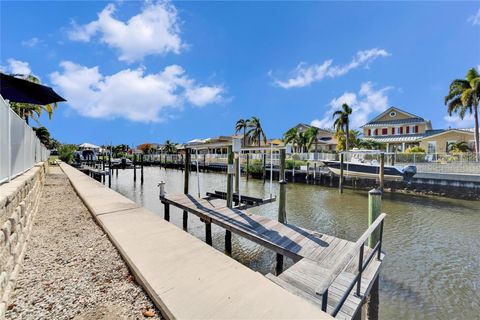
[[183, 148, 190, 230], [379, 153, 385, 191], [108, 153, 112, 188], [206, 222, 212, 245], [225, 146, 234, 255], [164, 203, 170, 221], [133, 154, 137, 182], [368, 188, 382, 248], [339, 153, 344, 193], [276, 149, 287, 275], [141, 154, 144, 185]]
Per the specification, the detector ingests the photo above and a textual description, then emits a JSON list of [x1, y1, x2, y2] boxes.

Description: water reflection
[[110, 167, 480, 319]]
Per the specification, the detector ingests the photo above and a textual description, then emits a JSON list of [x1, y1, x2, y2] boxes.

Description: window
[[406, 126, 410, 134], [415, 125, 419, 133], [374, 129, 378, 135], [427, 141, 436, 154], [367, 129, 371, 136], [410, 125, 416, 134], [400, 127, 403, 134], [382, 128, 388, 135], [446, 140, 456, 152], [391, 128, 395, 135], [389, 111, 397, 117]]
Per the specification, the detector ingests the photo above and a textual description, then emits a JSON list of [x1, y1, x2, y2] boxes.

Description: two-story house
[[361, 107, 433, 152]]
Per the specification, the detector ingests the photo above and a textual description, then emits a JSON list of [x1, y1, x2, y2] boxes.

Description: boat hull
[[322, 161, 405, 181]]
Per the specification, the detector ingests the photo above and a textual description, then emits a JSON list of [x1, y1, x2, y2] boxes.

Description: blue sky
[[1, 1, 479, 146]]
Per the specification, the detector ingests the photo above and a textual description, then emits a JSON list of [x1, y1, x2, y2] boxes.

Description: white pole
[[238, 150, 241, 205], [7, 101, 11, 182], [196, 148, 201, 198], [269, 143, 273, 198]]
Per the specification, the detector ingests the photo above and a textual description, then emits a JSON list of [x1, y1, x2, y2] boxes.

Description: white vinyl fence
[[0, 96, 50, 185]]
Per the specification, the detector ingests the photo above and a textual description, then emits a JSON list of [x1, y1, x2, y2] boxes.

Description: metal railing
[[0, 96, 50, 185], [316, 213, 386, 316]]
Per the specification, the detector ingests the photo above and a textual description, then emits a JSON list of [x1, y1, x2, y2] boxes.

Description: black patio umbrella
[[0, 73, 66, 105]]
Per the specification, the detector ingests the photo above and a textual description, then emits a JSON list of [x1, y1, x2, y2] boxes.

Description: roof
[[363, 134, 426, 143], [294, 123, 334, 134], [362, 107, 426, 127], [361, 117, 426, 127], [422, 128, 475, 140], [79, 143, 100, 149]]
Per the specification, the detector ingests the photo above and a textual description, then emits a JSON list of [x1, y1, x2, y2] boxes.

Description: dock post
[[313, 163, 317, 184], [262, 153, 266, 183], [368, 188, 382, 248], [234, 154, 240, 205], [183, 148, 190, 230], [246, 153, 250, 181], [108, 153, 112, 188], [141, 154, 144, 185], [133, 154, 137, 183], [276, 149, 287, 275], [205, 222, 212, 245], [339, 153, 344, 193], [379, 153, 385, 191], [225, 146, 234, 255]]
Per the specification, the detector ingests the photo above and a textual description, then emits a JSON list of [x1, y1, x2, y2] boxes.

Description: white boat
[[322, 150, 416, 181]]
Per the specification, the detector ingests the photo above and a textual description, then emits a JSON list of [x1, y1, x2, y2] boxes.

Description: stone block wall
[[0, 163, 46, 318]]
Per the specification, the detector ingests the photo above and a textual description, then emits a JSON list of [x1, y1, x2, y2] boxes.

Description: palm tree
[[235, 118, 250, 147], [163, 140, 177, 154], [33, 126, 51, 147], [283, 127, 299, 151], [305, 126, 320, 159], [447, 141, 471, 154], [247, 116, 267, 147], [333, 103, 353, 151], [445, 68, 479, 161], [8, 74, 58, 125]]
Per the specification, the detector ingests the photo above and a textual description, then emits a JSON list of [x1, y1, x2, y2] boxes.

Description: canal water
[[111, 167, 479, 319]]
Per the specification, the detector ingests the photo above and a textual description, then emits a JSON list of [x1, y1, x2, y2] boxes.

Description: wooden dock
[[161, 193, 385, 319]]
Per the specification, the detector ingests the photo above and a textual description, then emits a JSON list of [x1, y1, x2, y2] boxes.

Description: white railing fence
[[0, 96, 50, 185]]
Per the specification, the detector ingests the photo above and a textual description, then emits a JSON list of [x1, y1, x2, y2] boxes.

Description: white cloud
[[311, 82, 392, 130], [50, 61, 223, 123], [444, 114, 474, 128], [468, 8, 480, 25], [68, 1, 183, 62], [21, 37, 42, 47], [271, 49, 390, 89], [2, 59, 32, 75]]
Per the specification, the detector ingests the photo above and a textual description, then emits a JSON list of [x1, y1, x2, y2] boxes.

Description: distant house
[[361, 107, 433, 152], [362, 107, 475, 154], [293, 123, 337, 152]]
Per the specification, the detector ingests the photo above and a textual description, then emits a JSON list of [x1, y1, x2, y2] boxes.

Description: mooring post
[[246, 153, 250, 181], [141, 154, 144, 185], [262, 153, 267, 183], [108, 153, 112, 188], [183, 148, 190, 230], [225, 145, 234, 255], [379, 153, 385, 191], [368, 188, 382, 248], [313, 162, 317, 184], [276, 148, 287, 275], [234, 154, 240, 198], [339, 153, 344, 193], [133, 154, 137, 183]]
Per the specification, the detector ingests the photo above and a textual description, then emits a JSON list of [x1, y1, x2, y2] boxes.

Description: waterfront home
[[361, 107, 475, 154], [292, 123, 337, 152], [361, 107, 433, 152]]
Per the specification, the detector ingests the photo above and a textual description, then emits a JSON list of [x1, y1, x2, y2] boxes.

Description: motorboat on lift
[[321, 149, 417, 181]]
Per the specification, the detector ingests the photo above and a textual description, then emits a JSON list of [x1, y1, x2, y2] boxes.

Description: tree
[[447, 141, 471, 154], [445, 68, 479, 161], [7, 74, 58, 125], [163, 140, 177, 154], [358, 139, 385, 150], [305, 126, 320, 158], [33, 126, 51, 148], [333, 103, 353, 151], [235, 118, 250, 147], [283, 127, 307, 152], [335, 129, 361, 151], [247, 116, 267, 147]]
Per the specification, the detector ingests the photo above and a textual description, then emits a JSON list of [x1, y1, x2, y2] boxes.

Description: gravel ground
[[6, 166, 162, 320]]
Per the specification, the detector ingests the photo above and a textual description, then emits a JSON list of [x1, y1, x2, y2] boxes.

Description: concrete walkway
[[60, 163, 332, 319]]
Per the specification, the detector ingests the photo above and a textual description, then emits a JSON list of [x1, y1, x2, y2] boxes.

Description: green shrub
[[247, 159, 263, 174], [285, 159, 308, 170], [58, 145, 77, 164], [405, 146, 425, 153]]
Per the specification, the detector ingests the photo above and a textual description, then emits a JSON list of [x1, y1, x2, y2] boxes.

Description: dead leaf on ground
[[143, 309, 155, 317]]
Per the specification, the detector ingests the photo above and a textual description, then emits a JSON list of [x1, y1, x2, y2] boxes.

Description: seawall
[[0, 163, 47, 317]]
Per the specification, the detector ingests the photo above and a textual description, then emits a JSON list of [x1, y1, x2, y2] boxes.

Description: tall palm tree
[[247, 116, 267, 147], [163, 140, 177, 154], [445, 68, 479, 161], [305, 126, 320, 159], [283, 127, 299, 151], [8, 74, 58, 125], [235, 118, 250, 147], [333, 103, 353, 151]]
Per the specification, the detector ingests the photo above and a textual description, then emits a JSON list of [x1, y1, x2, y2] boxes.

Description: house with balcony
[[293, 123, 337, 152], [361, 107, 433, 152]]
